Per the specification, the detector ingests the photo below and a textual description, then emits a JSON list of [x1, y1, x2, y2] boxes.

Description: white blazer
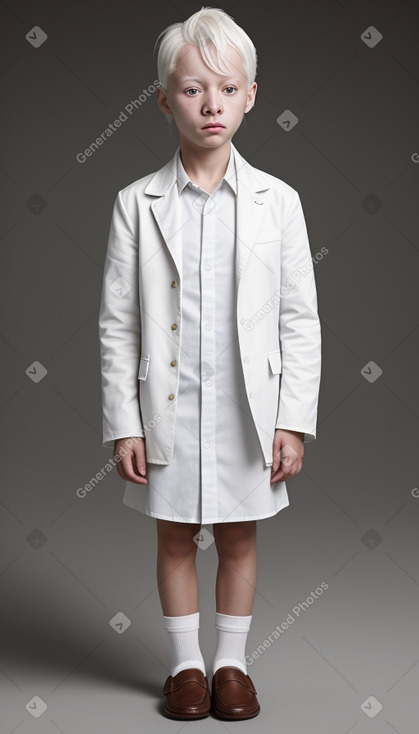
[[99, 142, 322, 467]]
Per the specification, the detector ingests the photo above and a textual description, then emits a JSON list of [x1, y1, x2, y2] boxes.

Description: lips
[[202, 123, 225, 129]]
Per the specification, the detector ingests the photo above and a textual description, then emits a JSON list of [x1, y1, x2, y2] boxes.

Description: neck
[[179, 139, 232, 184]]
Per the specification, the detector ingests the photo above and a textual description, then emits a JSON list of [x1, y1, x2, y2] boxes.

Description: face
[[156, 41, 257, 151]]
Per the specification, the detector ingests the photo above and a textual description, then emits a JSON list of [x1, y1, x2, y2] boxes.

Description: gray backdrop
[[1, 0, 419, 731]]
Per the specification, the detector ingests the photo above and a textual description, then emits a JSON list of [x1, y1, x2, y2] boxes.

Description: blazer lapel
[[232, 144, 272, 286], [144, 142, 272, 288], [145, 150, 184, 281]]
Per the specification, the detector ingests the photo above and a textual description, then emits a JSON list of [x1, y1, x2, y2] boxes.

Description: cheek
[[232, 94, 248, 109], [174, 99, 195, 119]]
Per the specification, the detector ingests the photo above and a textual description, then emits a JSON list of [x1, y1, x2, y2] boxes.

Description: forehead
[[171, 41, 246, 82]]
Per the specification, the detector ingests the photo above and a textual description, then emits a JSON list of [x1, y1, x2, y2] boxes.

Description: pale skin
[[114, 41, 305, 616]]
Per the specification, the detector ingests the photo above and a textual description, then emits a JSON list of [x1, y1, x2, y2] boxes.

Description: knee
[[214, 523, 256, 561], [157, 522, 199, 561]]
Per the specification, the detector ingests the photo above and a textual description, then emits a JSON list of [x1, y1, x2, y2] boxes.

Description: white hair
[[154, 6, 257, 92]]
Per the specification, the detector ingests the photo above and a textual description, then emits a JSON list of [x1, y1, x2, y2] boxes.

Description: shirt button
[[249, 392, 253, 399], [170, 360, 177, 367], [171, 280, 178, 288], [168, 393, 175, 400], [204, 441, 211, 448], [205, 323, 212, 331], [204, 263, 211, 271], [171, 323, 177, 330]]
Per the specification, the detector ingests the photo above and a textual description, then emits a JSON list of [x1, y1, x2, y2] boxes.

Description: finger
[[271, 457, 297, 482], [120, 456, 148, 484], [290, 457, 303, 476], [270, 467, 286, 484], [133, 446, 147, 478], [272, 439, 284, 472]]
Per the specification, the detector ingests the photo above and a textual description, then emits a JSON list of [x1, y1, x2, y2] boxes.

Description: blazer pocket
[[267, 349, 282, 374], [254, 228, 282, 245], [138, 354, 150, 381]]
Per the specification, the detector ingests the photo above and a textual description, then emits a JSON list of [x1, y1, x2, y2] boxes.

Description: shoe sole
[[211, 704, 260, 720], [163, 706, 210, 720]]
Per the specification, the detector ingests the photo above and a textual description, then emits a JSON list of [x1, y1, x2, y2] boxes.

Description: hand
[[270, 429, 304, 484], [114, 436, 148, 484]]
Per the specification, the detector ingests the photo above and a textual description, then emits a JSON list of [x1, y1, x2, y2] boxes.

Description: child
[[99, 6, 321, 721]]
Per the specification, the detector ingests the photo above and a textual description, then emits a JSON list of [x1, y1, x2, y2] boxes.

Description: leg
[[156, 519, 207, 680], [156, 518, 201, 615], [213, 520, 257, 615], [210, 520, 257, 674], [210, 520, 260, 719]]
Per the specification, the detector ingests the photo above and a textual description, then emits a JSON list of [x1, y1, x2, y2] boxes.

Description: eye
[[185, 86, 237, 96]]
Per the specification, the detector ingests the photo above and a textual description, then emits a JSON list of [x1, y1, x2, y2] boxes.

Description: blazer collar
[[176, 142, 238, 195], [144, 141, 271, 197]]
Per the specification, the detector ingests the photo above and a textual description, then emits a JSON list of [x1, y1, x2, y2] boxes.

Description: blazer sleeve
[[98, 191, 144, 448], [275, 189, 322, 442]]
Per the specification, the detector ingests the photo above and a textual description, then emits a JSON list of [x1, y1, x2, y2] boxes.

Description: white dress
[[122, 144, 289, 524]]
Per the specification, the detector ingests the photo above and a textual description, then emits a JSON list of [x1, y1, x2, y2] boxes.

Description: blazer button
[[170, 360, 177, 367], [168, 393, 175, 400], [171, 280, 178, 288], [171, 323, 177, 330]]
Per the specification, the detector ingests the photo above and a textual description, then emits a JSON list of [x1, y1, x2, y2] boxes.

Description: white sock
[[212, 612, 252, 675], [163, 611, 206, 678]]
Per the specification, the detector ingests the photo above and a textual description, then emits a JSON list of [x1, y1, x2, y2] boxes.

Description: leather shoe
[[211, 666, 260, 719], [163, 667, 211, 719]]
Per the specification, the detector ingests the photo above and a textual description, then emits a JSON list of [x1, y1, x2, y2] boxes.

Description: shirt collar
[[176, 143, 238, 196]]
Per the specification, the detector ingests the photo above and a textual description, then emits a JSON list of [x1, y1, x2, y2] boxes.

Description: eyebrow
[[179, 76, 240, 83]]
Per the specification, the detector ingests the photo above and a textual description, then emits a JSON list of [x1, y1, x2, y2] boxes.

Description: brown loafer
[[211, 666, 260, 720], [163, 667, 211, 719]]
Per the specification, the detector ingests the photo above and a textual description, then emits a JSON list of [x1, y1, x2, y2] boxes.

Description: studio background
[[1, 0, 418, 731]]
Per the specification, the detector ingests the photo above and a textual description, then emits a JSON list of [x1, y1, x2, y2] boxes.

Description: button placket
[[200, 192, 218, 520]]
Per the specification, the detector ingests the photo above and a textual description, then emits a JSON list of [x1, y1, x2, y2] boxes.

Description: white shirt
[[122, 143, 289, 523]]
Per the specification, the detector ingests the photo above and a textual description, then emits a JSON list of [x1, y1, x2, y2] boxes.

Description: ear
[[244, 82, 257, 113], [156, 86, 172, 115]]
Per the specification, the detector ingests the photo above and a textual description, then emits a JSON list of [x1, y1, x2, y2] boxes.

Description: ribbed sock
[[163, 611, 206, 678], [212, 612, 252, 675]]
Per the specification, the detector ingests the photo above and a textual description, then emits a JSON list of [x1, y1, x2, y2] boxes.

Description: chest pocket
[[267, 349, 282, 374], [254, 228, 282, 245], [138, 355, 150, 381]]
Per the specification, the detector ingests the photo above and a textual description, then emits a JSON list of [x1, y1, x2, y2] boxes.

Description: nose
[[202, 91, 223, 116]]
